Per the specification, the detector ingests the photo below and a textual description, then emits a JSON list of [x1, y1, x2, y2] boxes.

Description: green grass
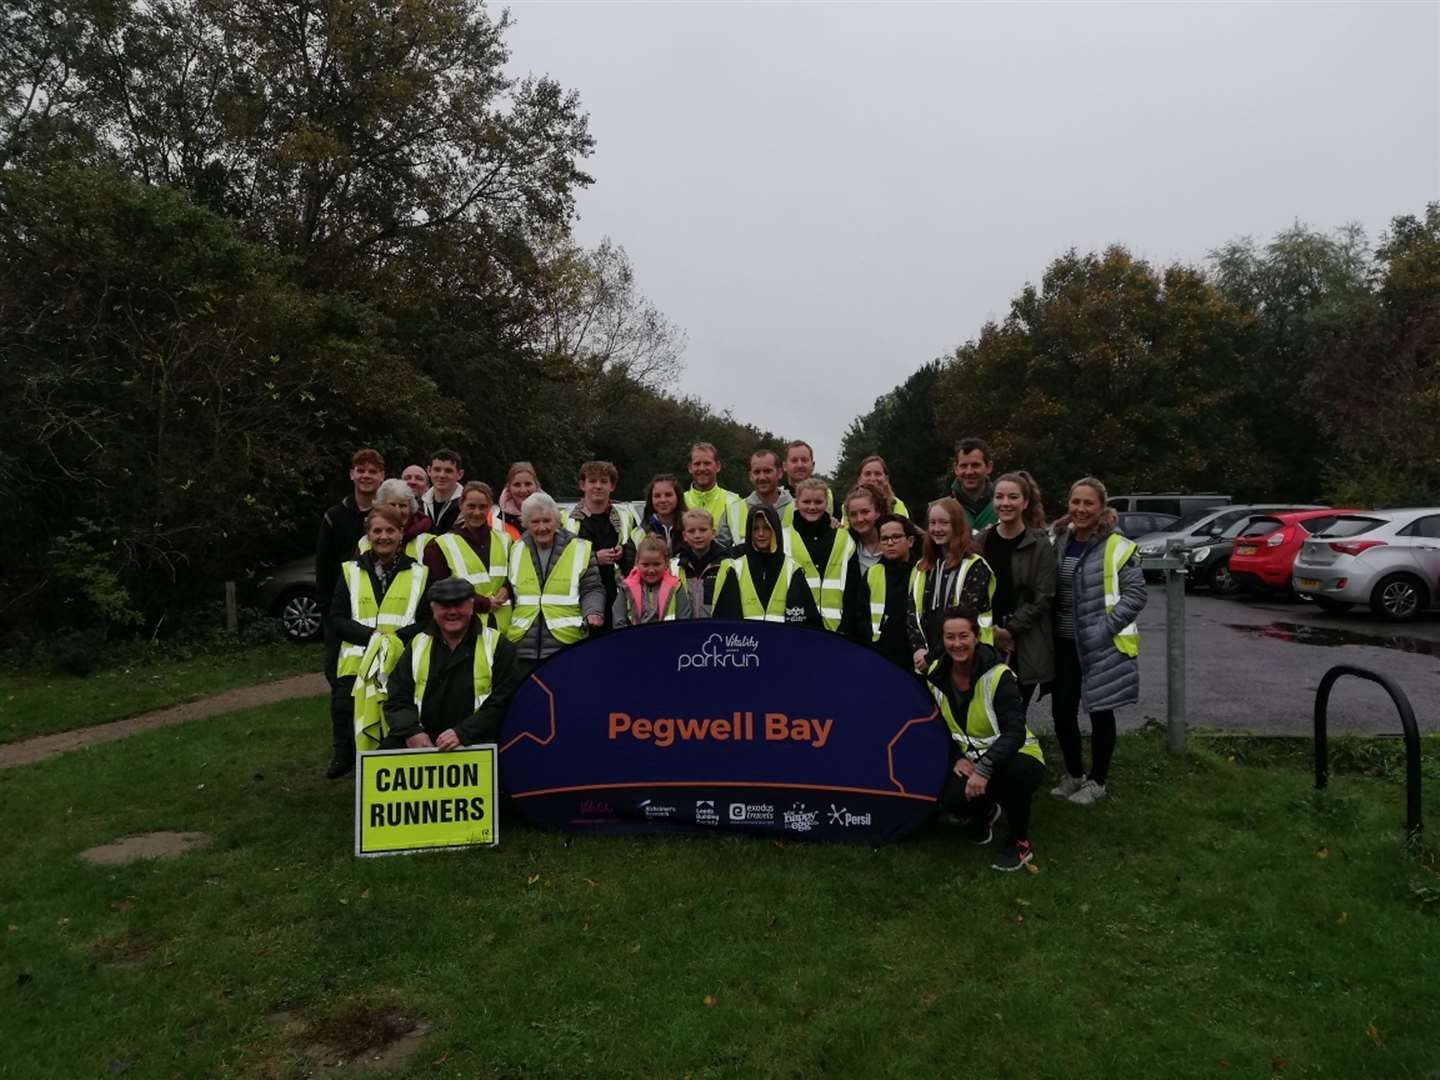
[[0, 642, 321, 744], [1, 702, 1437, 1079]]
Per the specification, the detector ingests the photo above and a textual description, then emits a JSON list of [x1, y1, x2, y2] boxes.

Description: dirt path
[[0, 673, 328, 770]]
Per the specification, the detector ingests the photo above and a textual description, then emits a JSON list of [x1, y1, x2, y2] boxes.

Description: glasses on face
[[879, 533, 908, 544]]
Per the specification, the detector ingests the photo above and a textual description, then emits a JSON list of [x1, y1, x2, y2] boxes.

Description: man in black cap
[[381, 577, 524, 750]]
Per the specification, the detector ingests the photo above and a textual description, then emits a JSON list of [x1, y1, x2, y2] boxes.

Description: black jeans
[[330, 675, 355, 758], [1051, 640, 1116, 785], [941, 753, 1046, 842]]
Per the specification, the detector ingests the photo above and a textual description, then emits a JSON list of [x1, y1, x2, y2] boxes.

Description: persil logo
[[677, 632, 760, 673], [827, 803, 872, 828]]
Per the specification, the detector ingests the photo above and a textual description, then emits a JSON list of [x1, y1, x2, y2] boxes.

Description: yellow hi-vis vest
[[864, 560, 908, 642], [336, 561, 428, 680], [783, 526, 855, 631], [684, 486, 744, 540], [358, 533, 432, 562], [716, 555, 803, 622], [1103, 533, 1141, 658], [927, 662, 1045, 764], [506, 537, 594, 645], [910, 555, 995, 646], [436, 531, 513, 634], [569, 503, 641, 546], [409, 623, 500, 724]]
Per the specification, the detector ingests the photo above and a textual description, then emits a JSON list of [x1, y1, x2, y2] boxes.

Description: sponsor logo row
[[578, 797, 874, 832]]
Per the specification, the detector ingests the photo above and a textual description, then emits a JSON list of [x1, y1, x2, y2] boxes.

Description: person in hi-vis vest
[[423, 481, 513, 633], [711, 504, 822, 626], [506, 492, 605, 675], [925, 606, 1046, 873], [382, 576, 523, 750], [329, 506, 429, 761]]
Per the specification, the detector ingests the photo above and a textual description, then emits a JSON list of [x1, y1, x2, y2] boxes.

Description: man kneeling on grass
[[925, 606, 1047, 871], [381, 578, 523, 750]]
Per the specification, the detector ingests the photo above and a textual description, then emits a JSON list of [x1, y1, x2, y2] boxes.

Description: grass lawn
[[2, 701, 1437, 1079], [0, 643, 321, 744]]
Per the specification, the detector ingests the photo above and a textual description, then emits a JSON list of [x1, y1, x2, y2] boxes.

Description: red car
[[1228, 509, 1356, 594]]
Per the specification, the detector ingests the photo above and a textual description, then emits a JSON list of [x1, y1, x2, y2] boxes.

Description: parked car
[[1117, 511, 1179, 540], [258, 556, 324, 643], [1227, 509, 1355, 595], [1292, 508, 1440, 621], [1110, 492, 1231, 516], [1136, 504, 1320, 591]]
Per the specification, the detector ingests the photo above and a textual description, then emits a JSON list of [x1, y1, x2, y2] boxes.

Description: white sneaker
[[1067, 779, 1107, 805], [1050, 773, 1086, 799]]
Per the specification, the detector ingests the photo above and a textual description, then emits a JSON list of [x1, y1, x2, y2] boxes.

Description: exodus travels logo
[[695, 800, 720, 825], [826, 803, 873, 828], [676, 632, 761, 673], [782, 802, 820, 833], [637, 799, 676, 820], [728, 801, 775, 825]]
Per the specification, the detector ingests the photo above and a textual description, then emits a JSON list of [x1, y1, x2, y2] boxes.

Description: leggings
[[1051, 641, 1116, 786], [941, 753, 1046, 841]]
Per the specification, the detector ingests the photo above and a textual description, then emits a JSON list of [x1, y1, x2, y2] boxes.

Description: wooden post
[[225, 581, 238, 633]]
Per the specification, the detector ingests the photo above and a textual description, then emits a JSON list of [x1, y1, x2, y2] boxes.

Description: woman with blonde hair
[[855, 454, 910, 519], [907, 497, 994, 670]]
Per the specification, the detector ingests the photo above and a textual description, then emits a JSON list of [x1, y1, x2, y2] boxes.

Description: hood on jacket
[[741, 503, 785, 558]]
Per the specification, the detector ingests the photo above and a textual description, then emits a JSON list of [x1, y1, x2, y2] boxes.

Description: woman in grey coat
[[1051, 477, 1147, 805]]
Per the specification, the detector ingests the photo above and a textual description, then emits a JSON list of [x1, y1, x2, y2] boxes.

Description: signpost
[[355, 745, 499, 856]]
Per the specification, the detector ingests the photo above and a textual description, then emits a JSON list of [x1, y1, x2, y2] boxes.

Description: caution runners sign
[[354, 745, 499, 857]]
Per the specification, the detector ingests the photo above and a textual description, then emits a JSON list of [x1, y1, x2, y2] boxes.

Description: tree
[[834, 360, 948, 511]]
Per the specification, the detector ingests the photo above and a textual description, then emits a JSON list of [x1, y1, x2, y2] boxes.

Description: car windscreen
[[1238, 516, 1284, 537], [1168, 507, 1216, 531], [1312, 516, 1385, 539]]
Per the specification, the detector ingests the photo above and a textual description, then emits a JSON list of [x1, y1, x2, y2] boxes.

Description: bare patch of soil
[[91, 929, 160, 968], [78, 831, 212, 866], [0, 673, 327, 770], [298, 1005, 430, 1071]]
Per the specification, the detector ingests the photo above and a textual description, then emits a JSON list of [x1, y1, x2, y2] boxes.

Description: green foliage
[[835, 360, 948, 514]]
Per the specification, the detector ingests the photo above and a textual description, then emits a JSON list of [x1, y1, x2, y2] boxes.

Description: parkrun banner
[[499, 622, 948, 843]]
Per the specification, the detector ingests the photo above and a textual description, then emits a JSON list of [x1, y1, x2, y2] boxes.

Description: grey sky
[[506, 1, 1440, 470]]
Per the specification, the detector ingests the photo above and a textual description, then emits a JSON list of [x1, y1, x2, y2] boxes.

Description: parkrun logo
[[677, 632, 760, 673]]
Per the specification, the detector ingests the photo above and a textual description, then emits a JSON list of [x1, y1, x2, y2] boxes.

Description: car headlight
[[1188, 546, 1211, 563], [1139, 543, 1161, 556]]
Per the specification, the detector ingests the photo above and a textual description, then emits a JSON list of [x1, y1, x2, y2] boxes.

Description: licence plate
[[1236, 545, 1256, 556], [1297, 578, 1321, 591]]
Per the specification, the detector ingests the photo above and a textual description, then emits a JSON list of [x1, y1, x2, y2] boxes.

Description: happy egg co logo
[[676, 632, 761, 673]]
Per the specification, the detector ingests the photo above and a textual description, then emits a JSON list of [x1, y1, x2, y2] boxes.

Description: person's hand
[[953, 758, 975, 779], [585, 613, 604, 628], [595, 546, 624, 566], [435, 729, 461, 751], [993, 626, 1014, 653], [491, 586, 510, 606], [965, 772, 989, 800], [405, 733, 435, 749], [912, 648, 928, 671]]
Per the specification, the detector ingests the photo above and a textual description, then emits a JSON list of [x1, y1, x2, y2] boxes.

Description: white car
[[1291, 507, 1440, 621]]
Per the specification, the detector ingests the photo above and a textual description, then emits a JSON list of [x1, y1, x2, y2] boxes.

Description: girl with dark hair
[[907, 497, 994, 670], [639, 474, 685, 553]]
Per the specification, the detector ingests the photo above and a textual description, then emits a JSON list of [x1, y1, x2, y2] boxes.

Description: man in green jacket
[[381, 578, 523, 750], [949, 436, 998, 531]]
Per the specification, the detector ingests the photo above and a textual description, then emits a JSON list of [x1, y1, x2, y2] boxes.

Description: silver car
[[1135, 504, 1318, 586], [1292, 508, 1440, 621], [258, 555, 325, 642]]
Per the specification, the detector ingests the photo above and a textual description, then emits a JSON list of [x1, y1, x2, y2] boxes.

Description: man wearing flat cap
[[381, 577, 523, 750]]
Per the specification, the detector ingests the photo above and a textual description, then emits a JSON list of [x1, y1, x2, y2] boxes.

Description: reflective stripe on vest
[[928, 663, 1044, 763], [506, 538, 593, 644], [866, 561, 888, 641], [336, 561, 428, 678], [910, 556, 995, 646], [783, 526, 855, 631], [720, 555, 800, 622], [1104, 533, 1140, 658], [411, 624, 499, 721]]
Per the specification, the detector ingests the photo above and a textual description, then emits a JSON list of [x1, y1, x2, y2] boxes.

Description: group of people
[[316, 437, 1148, 872]]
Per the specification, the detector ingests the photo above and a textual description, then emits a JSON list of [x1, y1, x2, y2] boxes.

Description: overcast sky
[[505, 1, 1439, 469]]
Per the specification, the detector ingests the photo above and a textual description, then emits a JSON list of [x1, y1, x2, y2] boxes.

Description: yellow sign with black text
[[355, 746, 499, 856]]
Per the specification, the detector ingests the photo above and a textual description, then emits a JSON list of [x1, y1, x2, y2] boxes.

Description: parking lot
[[1103, 590, 1440, 737]]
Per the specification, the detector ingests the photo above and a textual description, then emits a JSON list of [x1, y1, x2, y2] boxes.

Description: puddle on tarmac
[[1227, 622, 1439, 657]]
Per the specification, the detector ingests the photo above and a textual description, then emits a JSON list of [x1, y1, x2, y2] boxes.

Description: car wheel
[[1209, 562, 1239, 596], [1369, 574, 1428, 623], [278, 588, 324, 642], [1311, 596, 1353, 613]]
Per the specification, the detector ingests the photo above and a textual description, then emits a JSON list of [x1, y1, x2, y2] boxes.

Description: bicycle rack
[[1313, 664, 1423, 839]]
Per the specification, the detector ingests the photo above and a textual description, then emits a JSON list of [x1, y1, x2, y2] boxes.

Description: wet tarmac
[[1034, 592, 1440, 739]]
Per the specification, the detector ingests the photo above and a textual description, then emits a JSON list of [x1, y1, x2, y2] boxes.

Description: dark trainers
[[991, 840, 1033, 872], [959, 803, 1002, 846], [325, 754, 355, 779]]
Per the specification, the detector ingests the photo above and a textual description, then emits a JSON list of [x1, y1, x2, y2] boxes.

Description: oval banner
[[499, 621, 948, 843]]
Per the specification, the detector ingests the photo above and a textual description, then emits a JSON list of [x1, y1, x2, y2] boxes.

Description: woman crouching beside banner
[[330, 506, 429, 755], [926, 606, 1046, 872], [712, 504, 822, 626], [506, 492, 606, 678]]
